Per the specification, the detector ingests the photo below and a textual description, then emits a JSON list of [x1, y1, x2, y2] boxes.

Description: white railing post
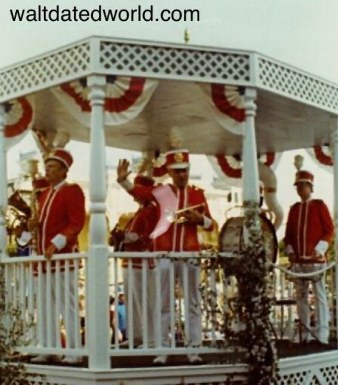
[[0, 104, 8, 260], [86, 75, 110, 369], [242, 87, 259, 204], [330, 116, 338, 346]]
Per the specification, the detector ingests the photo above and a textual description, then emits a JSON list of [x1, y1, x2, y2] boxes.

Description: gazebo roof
[[1, 36, 338, 155]]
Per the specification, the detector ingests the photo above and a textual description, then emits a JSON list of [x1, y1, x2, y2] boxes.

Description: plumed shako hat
[[165, 149, 189, 169], [45, 148, 73, 170], [294, 170, 314, 186]]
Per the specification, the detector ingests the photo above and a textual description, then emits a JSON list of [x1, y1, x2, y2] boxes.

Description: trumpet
[[166, 203, 205, 224]]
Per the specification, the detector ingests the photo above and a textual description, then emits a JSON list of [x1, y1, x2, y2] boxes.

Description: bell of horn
[[8, 190, 31, 218]]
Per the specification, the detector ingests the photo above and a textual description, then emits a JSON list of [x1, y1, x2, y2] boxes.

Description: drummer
[[284, 169, 334, 345]]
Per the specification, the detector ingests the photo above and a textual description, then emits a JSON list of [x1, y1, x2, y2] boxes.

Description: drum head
[[219, 214, 278, 263]]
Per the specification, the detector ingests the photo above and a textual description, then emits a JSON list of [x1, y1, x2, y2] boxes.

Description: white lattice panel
[[278, 370, 311, 385], [321, 364, 338, 384], [278, 360, 338, 385], [1, 36, 338, 116], [99, 41, 251, 83], [258, 57, 338, 112], [0, 43, 90, 100]]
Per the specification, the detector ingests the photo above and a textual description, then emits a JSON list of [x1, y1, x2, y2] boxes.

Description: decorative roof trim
[[0, 36, 337, 115]]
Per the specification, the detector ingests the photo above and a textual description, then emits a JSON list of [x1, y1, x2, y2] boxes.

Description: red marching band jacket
[[35, 183, 86, 272], [129, 183, 214, 252], [284, 199, 334, 264], [121, 202, 158, 269]]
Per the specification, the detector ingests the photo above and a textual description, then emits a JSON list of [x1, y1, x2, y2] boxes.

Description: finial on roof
[[184, 29, 190, 44]]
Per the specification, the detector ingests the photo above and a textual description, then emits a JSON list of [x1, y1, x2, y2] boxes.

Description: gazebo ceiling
[[32, 80, 332, 156], [1, 36, 337, 155]]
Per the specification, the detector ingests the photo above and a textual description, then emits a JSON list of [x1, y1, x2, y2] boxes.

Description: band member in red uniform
[[110, 175, 158, 348], [284, 170, 334, 345], [117, 149, 214, 364], [30, 148, 86, 364]]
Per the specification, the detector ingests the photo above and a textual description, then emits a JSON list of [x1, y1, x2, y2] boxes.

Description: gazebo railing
[[2, 250, 334, 367], [2, 253, 88, 359], [107, 251, 233, 359]]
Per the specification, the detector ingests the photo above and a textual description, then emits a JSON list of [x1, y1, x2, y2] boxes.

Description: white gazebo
[[1, 36, 338, 385]]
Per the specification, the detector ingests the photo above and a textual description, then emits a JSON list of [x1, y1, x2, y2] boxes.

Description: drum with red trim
[[218, 214, 278, 263]]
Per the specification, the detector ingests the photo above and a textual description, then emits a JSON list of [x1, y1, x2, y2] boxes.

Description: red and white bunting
[[313, 145, 333, 166], [215, 153, 276, 179], [52, 76, 158, 127], [4, 97, 33, 149], [199, 83, 246, 135]]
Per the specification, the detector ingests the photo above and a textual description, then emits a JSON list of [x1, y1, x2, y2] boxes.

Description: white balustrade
[[3, 248, 335, 364], [106, 251, 267, 357], [2, 253, 86, 357]]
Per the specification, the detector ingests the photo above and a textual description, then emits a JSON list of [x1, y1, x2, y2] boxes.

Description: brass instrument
[[7, 156, 43, 256], [166, 203, 205, 224], [26, 159, 40, 255], [6, 189, 34, 256]]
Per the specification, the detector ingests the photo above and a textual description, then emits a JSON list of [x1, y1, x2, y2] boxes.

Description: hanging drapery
[[199, 81, 279, 184], [51, 75, 158, 127], [4, 97, 33, 149], [199, 83, 246, 183], [199, 83, 246, 135], [212, 152, 283, 229], [302, 146, 333, 175], [311, 145, 333, 167], [199, 81, 283, 228], [215, 152, 276, 179]]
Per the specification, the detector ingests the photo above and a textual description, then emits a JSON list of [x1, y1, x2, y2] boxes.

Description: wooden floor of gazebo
[[21, 339, 337, 369]]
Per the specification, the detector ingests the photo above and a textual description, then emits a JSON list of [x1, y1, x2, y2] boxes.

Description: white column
[[86, 75, 110, 369], [330, 116, 338, 346], [0, 104, 8, 259], [242, 88, 259, 203]]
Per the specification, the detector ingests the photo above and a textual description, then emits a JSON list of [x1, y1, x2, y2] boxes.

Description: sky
[[1, 0, 337, 236], [1, 0, 338, 82]]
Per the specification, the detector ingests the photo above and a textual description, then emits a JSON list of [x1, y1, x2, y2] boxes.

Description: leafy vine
[[201, 201, 278, 385]]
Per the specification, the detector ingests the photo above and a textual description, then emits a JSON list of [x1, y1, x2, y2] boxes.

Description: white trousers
[[158, 259, 202, 347], [35, 270, 79, 349], [293, 264, 329, 343], [122, 268, 156, 345]]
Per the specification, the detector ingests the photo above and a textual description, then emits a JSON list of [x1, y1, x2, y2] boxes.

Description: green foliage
[[0, 264, 38, 385], [235, 201, 278, 385], [201, 201, 278, 385]]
